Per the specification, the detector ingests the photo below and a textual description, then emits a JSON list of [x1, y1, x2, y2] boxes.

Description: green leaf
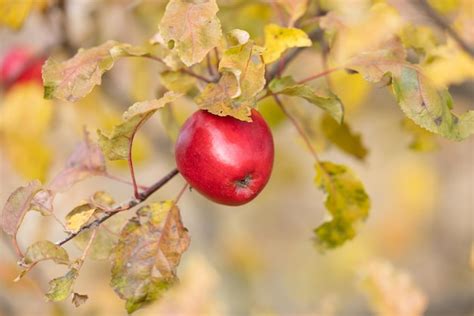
[[314, 161, 370, 249], [48, 131, 106, 192], [196, 73, 254, 121], [45, 269, 79, 302], [262, 24, 311, 64], [391, 67, 473, 141], [159, 0, 222, 66], [220, 30, 266, 100], [348, 41, 474, 140], [22, 240, 69, 266], [98, 92, 181, 160], [65, 204, 96, 233], [110, 201, 190, 313], [1, 180, 42, 237], [42, 41, 151, 102], [320, 114, 368, 160], [269, 76, 344, 123]]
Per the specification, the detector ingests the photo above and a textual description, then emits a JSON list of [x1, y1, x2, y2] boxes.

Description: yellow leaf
[[277, 0, 308, 27], [159, 0, 222, 66], [329, 71, 370, 113], [423, 39, 474, 87], [262, 24, 311, 64], [65, 204, 96, 233], [0, 0, 33, 30], [0, 83, 53, 181]]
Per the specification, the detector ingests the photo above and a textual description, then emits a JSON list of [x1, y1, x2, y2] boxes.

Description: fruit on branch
[[0, 47, 45, 89], [175, 109, 274, 206]]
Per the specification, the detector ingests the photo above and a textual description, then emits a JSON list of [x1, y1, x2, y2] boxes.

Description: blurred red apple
[[0, 47, 44, 89], [175, 109, 274, 206]]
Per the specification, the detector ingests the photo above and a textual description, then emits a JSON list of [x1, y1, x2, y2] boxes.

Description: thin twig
[[180, 68, 213, 83], [273, 96, 321, 162], [103, 173, 148, 190], [11, 236, 23, 257], [416, 0, 474, 57], [56, 168, 180, 246], [206, 53, 216, 78], [128, 115, 149, 199], [297, 67, 341, 84], [174, 183, 189, 203]]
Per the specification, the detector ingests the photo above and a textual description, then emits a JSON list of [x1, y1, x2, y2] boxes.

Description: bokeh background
[[0, 0, 473, 315]]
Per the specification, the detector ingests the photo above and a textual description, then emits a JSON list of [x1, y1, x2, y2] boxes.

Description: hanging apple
[[0, 47, 45, 89], [175, 109, 274, 206]]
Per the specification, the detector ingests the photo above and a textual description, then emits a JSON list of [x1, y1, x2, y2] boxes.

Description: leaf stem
[[56, 168, 180, 246], [12, 236, 24, 257], [174, 183, 189, 204], [128, 115, 149, 199], [273, 96, 321, 162], [297, 67, 341, 84]]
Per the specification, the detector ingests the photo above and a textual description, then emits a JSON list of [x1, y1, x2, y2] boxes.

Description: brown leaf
[[72, 293, 88, 307], [110, 201, 190, 313]]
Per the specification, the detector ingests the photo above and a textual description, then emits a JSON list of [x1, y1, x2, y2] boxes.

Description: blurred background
[[0, 0, 473, 315]]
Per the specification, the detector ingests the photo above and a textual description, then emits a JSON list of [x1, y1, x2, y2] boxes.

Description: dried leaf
[[110, 201, 190, 313], [359, 260, 428, 316], [48, 132, 106, 192], [269, 76, 344, 123], [220, 30, 266, 100], [72, 293, 88, 307], [195, 73, 253, 121], [0, 0, 33, 29], [45, 269, 79, 302], [22, 240, 69, 266], [99, 91, 181, 161], [43, 42, 150, 102], [321, 114, 368, 160], [262, 24, 311, 64], [90, 191, 115, 209], [1, 180, 42, 237], [159, 0, 222, 66], [314, 162, 370, 249], [65, 204, 96, 233]]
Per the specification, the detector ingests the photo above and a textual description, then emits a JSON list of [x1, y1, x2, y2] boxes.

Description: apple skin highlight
[[175, 109, 274, 206]]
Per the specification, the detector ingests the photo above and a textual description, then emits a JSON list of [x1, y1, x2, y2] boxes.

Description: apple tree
[[1, 0, 473, 314]]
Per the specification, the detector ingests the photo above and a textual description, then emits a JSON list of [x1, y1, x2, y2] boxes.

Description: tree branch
[[56, 168, 180, 246], [415, 0, 474, 57]]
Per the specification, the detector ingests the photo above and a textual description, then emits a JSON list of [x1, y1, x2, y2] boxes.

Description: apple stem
[[55, 168, 180, 247]]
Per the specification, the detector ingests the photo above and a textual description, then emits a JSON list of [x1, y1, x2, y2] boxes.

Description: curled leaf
[[314, 162, 370, 249], [1, 180, 42, 237], [159, 0, 222, 66], [72, 293, 88, 307], [110, 201, 190, 313], [269, 76, 344, 123], [195, 73, 253, 121]]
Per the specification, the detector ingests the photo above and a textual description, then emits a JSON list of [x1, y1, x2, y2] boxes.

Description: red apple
[[0, 47, 44, 89], [175, 109, 274, 206]]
